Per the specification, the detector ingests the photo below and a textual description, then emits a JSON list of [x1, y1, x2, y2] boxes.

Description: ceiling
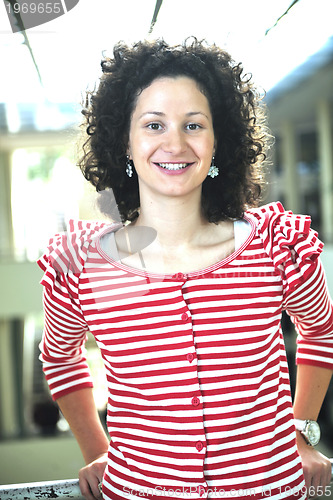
[[1, 0, 333, 106], [266, 36, 333, 131]]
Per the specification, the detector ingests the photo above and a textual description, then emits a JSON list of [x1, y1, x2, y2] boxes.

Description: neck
[[133, 191, 207, 248]]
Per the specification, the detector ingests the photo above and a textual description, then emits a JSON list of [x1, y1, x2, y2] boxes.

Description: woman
[[38, 39, 333, 499]]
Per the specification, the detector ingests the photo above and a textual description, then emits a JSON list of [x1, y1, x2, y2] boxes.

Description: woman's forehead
[[132, 76, 211, 114]]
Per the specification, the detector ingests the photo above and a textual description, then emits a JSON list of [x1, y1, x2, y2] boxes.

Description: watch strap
[[293, 418, 320, 446], [294, 418, 307, 432]]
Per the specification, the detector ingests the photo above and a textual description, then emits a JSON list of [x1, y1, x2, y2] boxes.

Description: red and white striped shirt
[[38, 202, 333, 500]]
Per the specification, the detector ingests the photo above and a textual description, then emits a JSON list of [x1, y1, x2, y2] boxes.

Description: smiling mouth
[[156, 162, 192, 171]]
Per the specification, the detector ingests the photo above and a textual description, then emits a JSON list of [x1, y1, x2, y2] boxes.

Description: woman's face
[[127, 76, 216, 200]]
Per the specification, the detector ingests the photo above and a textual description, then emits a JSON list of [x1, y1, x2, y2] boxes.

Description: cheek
[[131, 136, 156, 160], [198, 140, 215, 160]]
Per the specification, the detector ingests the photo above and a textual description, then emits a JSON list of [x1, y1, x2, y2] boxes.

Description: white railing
[[0, 479, 84, 499], [1, 463, 333, 500]]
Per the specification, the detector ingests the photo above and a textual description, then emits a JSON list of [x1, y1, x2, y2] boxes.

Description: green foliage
[[27, 150, 62, 181]]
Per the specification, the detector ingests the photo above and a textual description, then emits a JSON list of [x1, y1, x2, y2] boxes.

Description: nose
[[162, 126, 186, 154]]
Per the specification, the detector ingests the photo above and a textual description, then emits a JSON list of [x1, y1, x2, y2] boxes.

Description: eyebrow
[[138, 111, 210, 120]]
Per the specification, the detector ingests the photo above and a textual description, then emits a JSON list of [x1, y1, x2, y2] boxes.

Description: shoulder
[[245, 201, 290, 231], [245, 201, 323, 258], [245, 202, 324, 294], [37, 219, 121, 276]]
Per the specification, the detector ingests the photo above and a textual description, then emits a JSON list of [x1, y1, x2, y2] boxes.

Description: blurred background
[[0, 0, 332, 489]]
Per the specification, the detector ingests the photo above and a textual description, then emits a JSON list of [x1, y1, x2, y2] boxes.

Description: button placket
[[175, 272, 206, 480], [180, 298, 195, 364]]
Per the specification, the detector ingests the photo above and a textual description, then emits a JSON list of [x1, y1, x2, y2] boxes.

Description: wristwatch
[[294, 419, 321, 446]]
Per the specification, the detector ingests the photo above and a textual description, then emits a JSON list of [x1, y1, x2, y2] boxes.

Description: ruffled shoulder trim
[[246, 202, 324, 295], [37, 220, 122, 290]]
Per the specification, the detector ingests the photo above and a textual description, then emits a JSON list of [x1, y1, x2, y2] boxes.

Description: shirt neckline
[[95, 215, 256, 280]]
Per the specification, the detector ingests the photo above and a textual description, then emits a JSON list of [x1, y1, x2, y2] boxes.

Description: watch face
[[307, 421, 321, 446]]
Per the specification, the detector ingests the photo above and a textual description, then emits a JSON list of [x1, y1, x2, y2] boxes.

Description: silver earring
[[208, 156, 219, 178], [126, 156, 133, 178]]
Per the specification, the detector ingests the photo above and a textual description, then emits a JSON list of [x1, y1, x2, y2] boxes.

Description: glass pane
[[11, 146, 84, 261]]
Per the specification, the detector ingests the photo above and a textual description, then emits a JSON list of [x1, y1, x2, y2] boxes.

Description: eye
[[186, 123, 202, 131], [147, 122, 162, 130]]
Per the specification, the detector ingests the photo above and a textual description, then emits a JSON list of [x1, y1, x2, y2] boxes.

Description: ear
[[126, 144, 132, 159], [124, 134, 131, 158]]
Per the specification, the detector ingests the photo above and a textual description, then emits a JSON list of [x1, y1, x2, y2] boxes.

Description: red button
[[187, 353, 194, 363], [181, 313, 189, 321], [173, 272, 187, 280], [196, 441, 204, 452], [197, 485, 206, 496], [191, 396, 200, 406]]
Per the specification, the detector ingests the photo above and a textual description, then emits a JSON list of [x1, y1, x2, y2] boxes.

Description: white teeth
[[158, 163, 189, 170]]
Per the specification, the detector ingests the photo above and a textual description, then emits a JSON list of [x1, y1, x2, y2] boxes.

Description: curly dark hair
[[79, 38, 269, 223]]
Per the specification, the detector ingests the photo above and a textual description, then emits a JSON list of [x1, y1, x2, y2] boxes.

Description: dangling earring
[[208, 156, 219, 178], [126, 156, 133, 178]]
